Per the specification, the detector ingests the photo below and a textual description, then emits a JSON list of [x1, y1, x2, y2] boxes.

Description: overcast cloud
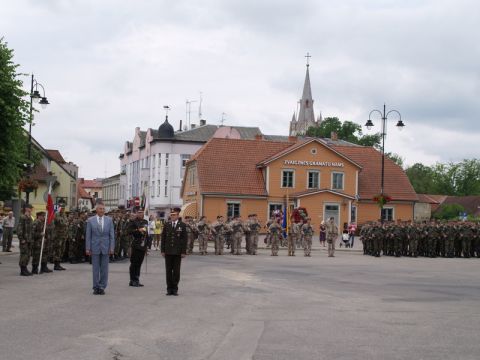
[[2, 0, 479, 178]]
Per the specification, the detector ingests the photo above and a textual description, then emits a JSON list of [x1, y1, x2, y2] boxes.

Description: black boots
[[40, 262, 52, 273], [54, 262, 66, 271], [31, 264, 39, 275], [20, 266, 32, 276]]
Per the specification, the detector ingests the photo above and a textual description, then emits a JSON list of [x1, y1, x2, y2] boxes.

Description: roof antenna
[[220, 112, 226, 126]]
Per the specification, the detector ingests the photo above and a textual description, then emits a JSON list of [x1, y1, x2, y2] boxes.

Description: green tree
[[385, 152, 404, 168], [306, 117, 381, 148], [0, 38, 32, 200], [405, 163, 435, 194]]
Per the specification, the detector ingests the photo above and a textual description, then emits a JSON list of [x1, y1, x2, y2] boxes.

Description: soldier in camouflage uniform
[[325, 217, 339, 257], [231, 215, 245, 255], [52, 208, 68, 270], [120, 213, 133, 259], [301, 218, 314, 257], [197, 216, 210, 255], [32, 211, 53, 274], [211, 216, 226, 255], [268, 218, 282, 256], [287, 220, 300, 256], [184, 217, 195, 255], [244, 215, 252, 255], [67, 213, 79, 263], [249, 214, 261, 255], [17, 204, 34, 276], [264, 216, 274, 248]]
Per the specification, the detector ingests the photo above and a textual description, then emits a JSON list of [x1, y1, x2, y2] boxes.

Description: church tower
[[289, 53, 320, 136]]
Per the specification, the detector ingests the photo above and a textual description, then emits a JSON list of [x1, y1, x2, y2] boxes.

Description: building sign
[[283, 160, 345, 167]]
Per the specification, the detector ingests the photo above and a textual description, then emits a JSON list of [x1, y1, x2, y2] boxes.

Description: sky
[[2, 0, 479, 178]]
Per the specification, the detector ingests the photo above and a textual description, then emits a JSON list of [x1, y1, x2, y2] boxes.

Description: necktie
[[99, 217, 103, 231]]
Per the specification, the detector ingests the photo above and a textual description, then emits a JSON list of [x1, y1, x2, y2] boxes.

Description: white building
[[102, 174, 120, 211], [119, 119, 264, 218]]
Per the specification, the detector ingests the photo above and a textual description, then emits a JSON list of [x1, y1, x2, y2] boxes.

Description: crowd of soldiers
[[360, 221, 480, 258]]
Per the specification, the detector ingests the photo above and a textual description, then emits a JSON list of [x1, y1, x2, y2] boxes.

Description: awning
[[180, 202, 197, 218]]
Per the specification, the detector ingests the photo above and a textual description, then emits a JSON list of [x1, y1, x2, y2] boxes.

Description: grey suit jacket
[[85, 216, 115, 255]]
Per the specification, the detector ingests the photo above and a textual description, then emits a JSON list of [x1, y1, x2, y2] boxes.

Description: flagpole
[[39, 182, 52, 268]]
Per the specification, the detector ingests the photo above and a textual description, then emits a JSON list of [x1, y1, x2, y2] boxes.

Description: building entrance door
[[324, 204, 340, 227]]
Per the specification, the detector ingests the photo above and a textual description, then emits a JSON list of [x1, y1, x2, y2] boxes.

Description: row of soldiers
[[360, 221, 480, 258], [180, 214, 316, 257], [17, 205, 74, 276]]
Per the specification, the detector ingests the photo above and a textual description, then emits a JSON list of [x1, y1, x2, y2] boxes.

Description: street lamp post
[[365, 104, 404, 223], [26, 74, 49, 205]]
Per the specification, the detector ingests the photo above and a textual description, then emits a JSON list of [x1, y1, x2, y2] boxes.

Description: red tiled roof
[[331, 146, 418, 201], [78, 186, 92, 199], [417, 194, 441, 204], [81, 179, 102, 188], [440, 196, 480, 216], [192, 138, 295, 196], [46, 149, 66, 164]]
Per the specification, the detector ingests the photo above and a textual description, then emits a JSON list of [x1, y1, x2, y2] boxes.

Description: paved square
[[1, 247, 479, 360]]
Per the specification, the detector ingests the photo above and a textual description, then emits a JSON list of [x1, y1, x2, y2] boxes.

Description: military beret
[[36, 211, 46, 216]]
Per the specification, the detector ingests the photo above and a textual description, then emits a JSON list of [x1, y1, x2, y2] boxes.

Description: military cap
[[36, 211, 46, 217]]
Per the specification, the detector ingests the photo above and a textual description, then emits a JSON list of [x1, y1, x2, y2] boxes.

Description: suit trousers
[[2, 227, 13, 251], [91, 253, 109, 290], [165, 254, 182, 292], [130, 248, 145, 282]]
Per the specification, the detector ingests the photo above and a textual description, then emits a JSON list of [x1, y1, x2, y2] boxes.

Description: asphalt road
[[1, 244, 479, 360]]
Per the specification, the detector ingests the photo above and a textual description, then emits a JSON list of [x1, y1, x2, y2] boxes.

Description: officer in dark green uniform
[[128, 209, 148, 287], [161, 208, 187, 296]]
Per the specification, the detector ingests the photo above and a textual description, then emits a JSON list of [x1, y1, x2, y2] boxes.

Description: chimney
[[288, 136, 297, 142], [200, 119, 206, 126], [255, 134, 263, 140], [331, 131, 338, 141], [179, 120, 183, 132]]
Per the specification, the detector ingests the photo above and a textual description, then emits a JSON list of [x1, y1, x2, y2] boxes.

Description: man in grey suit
[[85, 202, 115, 295]]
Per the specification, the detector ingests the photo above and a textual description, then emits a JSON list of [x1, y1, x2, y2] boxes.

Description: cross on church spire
[[305, 52, 311, 67]]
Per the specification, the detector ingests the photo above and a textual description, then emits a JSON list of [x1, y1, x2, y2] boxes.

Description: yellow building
[[21, 138, 77, 214], [181, 136, 418, 231]]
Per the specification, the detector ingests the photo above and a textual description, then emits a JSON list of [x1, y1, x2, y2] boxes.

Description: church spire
[[289, 53, 320, 136]]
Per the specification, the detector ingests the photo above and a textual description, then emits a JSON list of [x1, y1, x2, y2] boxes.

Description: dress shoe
[[93, 288, 99, 295], [98, 289, 105, 295], [31, 265, 39, 275], [20, 266, 32, 276], [130, 281, 140, 287], [40, 263, 52, 273], [137, 282, 144, 287]]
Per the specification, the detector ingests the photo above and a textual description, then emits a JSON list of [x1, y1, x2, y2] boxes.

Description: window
[[269, 204, 283, 218], [189, 169, 196, 186], [157, 180, 161, 197], [381, 207, 394, 222], [151, 181, 155, 197], [308, 171, 320, 189], [152, 154, 156, 169], [351, 205, 357, 223], [158, 153, 161, 167], [282, 169, 294, 188], [181, 154, 190, 167], [165, 153, 169, 167], [332, 172, 344, 190], [227, 202, 240, 218], [164, 180, 168, 197]]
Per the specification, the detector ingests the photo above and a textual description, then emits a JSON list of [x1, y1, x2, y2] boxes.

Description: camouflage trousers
[[287, 234, 296, 256], [462, 238, 471, 257], [19, 240, 31, 267], [215, 234, 225, 255], [53, 234, 66, 262], [120, 236, 131, 258], [249, 232, 259, 255], [232, 233, 243, 255], [245, 233, 251, 254], [187, 233, 194, 254], [198, 234, 208, 254], [409, 238, 418, 256], [303, 235, 312, 256], [270, 233, 280, 256], [327, 236, 336, 257], [32, 238, 49, 265], [445, 238, 455, 257]]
